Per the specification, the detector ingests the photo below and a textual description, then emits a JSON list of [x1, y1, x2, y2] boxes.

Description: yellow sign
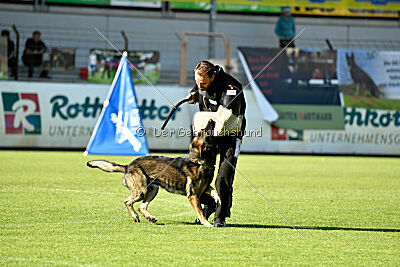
[[292, 6, 399, 17], [159, 0, 400, 11]]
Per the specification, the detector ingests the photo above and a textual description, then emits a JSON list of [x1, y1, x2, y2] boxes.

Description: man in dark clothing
[[186, 61, 246, 227], [22, 31, 49, 78], [1, 30, 17, 77]]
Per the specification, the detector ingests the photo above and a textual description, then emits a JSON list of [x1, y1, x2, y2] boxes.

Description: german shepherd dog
[[87, 120, 220, 227], [346, 53, 382, 98]]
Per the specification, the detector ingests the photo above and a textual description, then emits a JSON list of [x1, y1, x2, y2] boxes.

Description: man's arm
[[291, 18, 296, 38], [24, 39, 33, 54], [275, 18, 283, 38], [37, 41, 46, 54], [8, 40, 15, 59], [185, 85, 199, 104]]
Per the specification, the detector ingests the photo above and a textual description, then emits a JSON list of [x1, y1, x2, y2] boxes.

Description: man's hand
[[185, 92, 197, 104]]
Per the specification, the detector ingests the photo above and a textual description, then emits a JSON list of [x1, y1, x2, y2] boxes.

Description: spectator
[[22, 31, 50, 78], [101, 53, 111, 79], [275, 7, 296, 48], [1, 30, 17, 77], [88, 51, 98, 77]]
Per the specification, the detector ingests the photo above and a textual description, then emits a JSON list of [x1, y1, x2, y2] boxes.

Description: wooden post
[[180, 35, 188, 86], [180, 32, 231, 85]]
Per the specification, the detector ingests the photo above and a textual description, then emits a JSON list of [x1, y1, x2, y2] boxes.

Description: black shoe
[[213, 218, 226, 227]]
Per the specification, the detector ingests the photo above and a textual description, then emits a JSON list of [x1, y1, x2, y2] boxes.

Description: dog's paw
[[203, 221, 213, 227], [131, 217, 140, 223], [148, 217, 158, 223], [211, 190, 221, 205]]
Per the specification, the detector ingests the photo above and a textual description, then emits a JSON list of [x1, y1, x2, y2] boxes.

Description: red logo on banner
[[2, 92, 41, 135]]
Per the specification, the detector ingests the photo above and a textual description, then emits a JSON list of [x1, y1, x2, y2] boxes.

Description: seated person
[[1, 29, 17, 78], [22, 31, 49, 78]]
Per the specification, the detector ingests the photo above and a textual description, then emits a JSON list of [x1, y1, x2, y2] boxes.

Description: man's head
[[1, 30, 10, 38], [32, 31, 41, 42], [194, 61, 216, 92], [282, 6, 291, 18]]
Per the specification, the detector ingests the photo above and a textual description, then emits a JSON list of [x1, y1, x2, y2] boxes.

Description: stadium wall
[[1, 81, 399, 155], [1, 3, 400, 77]]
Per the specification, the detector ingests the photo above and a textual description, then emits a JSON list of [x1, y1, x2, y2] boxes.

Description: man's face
[[33, 34, 40, 42], [283, 11, 290, 17], [195, 70, 214, 91]]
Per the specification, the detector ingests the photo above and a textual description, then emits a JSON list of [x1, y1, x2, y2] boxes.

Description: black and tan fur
[[346, 53, 382, 98], [87, 120, 219, 227]]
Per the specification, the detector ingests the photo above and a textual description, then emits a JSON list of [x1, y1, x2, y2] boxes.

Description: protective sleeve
[[222, 84, 242, 115]]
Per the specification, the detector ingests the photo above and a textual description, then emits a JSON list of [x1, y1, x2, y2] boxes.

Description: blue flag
[[85, 54, 149, 156]]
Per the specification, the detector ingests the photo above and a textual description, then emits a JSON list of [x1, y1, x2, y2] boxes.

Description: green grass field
[[1, 151, 399, 265], [343, 94, 400, 111]]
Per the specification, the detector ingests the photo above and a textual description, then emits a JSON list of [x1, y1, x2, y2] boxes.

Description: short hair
[[194, 60, 215, 78], [1, 30, 10, 37], [33, 31, 41, 37]]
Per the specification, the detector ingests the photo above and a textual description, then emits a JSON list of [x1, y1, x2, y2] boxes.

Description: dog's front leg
[[188, 195, 212, 227], [204, 186, 221, 205]]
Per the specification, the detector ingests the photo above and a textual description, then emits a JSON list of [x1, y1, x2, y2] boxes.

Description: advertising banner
[[45, 0, 110, 5], [170, 2, 280, 13], [49, 48, 75, 71], [237, 47, 400, 155], [88, 49, 160, 84], [168, 0, 400, 11], [272, 105, 345, 130], [110, 0, 161, 7], [45, 0, 400, 11], [292, 7, 399, 18], [266, 107, 400, 155], [170, 3, 398, 17], [238, 46, 344, 130], [0, 82, 193, 150], [0, 81, 399, 155], [338, 49, 400, 105]]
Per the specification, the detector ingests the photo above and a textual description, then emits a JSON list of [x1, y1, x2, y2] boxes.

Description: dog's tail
[[87, 160, 126, 173]]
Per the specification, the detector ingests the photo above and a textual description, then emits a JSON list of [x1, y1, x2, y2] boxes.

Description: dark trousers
[[22, 54, 42, 77], [280, 38, 295, 48], [8, 57, 17, 77], [200, 136, 239, 220]]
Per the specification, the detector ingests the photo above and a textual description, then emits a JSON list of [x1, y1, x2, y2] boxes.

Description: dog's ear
[[202, 119, 215, 136]]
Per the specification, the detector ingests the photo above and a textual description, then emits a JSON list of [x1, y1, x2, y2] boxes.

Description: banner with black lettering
[[0, 81, 193, 149]]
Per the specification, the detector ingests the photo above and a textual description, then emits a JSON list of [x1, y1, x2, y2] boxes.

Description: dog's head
[[346, 53, 355, 68], [189, 119, 217, 164]]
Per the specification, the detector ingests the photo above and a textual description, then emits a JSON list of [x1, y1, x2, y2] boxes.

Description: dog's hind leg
[[124, 195, 141, 222], [123, 172, 146, 222], [138, 184, 159, 223], [188, 195, 213, 227]]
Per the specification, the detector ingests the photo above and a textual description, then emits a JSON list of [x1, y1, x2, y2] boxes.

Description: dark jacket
[[191, 66, 246, 137], [23, 38, 46, 55], [275, 15, 295, 39]]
